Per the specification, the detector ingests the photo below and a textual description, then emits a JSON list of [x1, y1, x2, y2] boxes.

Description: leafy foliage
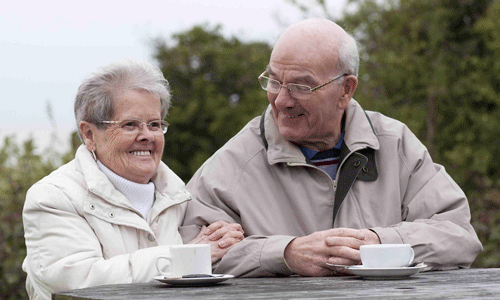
[[154, 25, 272, 181], [0, 137, 56, 299]]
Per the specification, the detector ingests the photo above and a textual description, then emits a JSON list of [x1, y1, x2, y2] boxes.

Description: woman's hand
[[188, 221, 244, 263]]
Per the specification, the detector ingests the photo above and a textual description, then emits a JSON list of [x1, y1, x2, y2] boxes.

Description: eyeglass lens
[[260, 76, 311, 98], [120, 120, 167, 134]]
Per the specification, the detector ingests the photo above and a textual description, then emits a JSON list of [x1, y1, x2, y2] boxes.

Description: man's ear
[[79, 121, 97, 151], [339, 75, 358, 109]]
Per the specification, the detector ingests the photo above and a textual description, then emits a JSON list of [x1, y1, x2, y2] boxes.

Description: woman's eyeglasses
[[100, 119, 168, 134]]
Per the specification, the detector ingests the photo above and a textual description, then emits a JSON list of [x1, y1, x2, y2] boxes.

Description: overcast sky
[[1, 0, 347, 152]]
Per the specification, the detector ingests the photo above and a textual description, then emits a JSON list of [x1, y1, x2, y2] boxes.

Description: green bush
[[0, 136, 57, 300]]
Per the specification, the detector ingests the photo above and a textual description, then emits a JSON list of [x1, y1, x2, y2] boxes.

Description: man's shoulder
[[363, 110, 427, 161], [364, 110, 412, 138], [198, 116, 266, 172], [217, 116, 265, 156]]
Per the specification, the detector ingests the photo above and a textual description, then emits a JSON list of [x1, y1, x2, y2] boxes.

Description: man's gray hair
[[74, 60, 171, 141], [337, 32, 359, 78]]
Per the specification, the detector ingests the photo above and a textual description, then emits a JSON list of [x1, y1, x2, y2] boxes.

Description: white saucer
[[154, 274, 234, 286], [344, 264, 427, 280]]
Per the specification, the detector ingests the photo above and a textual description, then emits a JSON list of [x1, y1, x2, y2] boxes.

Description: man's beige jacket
[[184, 99, 483, 277]]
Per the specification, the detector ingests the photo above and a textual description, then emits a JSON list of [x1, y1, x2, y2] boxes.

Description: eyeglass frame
[[258, 71, 348, 96], [99, 119, 169, 134]]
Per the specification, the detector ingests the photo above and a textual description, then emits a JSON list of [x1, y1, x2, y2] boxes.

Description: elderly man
[[182, 18, 482, 277]]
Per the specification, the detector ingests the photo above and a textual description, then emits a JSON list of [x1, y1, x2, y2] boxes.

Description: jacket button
[[89, 204, 95, 210], [354, 161, 361, 167], [108, 212, 115, 218], [362, 166, 368, 173], [148, 233, 155, 242]]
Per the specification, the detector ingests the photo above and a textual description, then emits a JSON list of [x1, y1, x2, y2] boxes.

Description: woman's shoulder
[[25, 159, 87, 208], [36, 159, 84, 186]]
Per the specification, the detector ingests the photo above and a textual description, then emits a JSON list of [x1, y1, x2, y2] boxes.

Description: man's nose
[[272, 86, 295, 108]]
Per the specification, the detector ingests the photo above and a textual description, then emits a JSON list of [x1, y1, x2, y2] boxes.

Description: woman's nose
[[136, 125, 155, 141]]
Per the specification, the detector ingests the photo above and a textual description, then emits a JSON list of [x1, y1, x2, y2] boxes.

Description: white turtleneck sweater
[[97, 160, 155, 218]]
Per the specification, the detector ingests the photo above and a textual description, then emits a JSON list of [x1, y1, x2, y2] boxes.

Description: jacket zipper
[[286, 161, 337, 194], [286, 146, 366, 199]]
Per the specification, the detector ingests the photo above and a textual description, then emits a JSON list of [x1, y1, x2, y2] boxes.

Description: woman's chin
[[122, 162, 158, 183]]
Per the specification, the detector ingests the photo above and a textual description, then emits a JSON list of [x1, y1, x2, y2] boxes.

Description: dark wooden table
[[53, 268, 500, 300]]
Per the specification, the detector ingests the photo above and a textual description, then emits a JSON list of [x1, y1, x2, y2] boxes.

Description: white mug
[[156, 244, 212, 278], [360, 244, 414, 268]]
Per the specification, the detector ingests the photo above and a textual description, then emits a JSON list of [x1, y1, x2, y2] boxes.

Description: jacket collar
[[343, 99, 380, 152], [76, 145, 191, 213], [261, 106, 307, 165], [261, 99, 380, 165]]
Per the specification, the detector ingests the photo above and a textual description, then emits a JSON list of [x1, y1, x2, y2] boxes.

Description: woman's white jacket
[[22, 145, 192, 300]]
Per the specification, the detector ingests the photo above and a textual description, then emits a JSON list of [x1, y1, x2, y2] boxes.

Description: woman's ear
[[79, 121, 96, 151], [339, 75, 358, 109]]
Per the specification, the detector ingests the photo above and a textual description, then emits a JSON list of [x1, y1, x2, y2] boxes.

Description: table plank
[[53, 268, 500, 300]]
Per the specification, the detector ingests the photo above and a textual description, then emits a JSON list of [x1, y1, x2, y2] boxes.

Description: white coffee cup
[[156, 244, 212, 278], [360, 244, 414, 268]]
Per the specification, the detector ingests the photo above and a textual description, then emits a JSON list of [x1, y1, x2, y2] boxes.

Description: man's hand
[[188, 221, 244, 263], [284, 228, 380, 276]]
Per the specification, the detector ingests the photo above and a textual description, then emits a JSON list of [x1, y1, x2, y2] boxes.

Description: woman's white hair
[[74, 60, 171, 141]]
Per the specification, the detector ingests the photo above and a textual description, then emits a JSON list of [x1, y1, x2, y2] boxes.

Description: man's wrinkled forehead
[[267, 36, 338, 81], [266, 65, 316, 84], [269, 29, 340, 78]]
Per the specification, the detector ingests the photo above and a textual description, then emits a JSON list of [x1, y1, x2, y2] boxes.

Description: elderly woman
[[22, 60, 243, 300]]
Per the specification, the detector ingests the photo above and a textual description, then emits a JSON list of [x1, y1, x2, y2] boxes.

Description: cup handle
[[156, 255, 172, 277], [408, 248, 415, 265]]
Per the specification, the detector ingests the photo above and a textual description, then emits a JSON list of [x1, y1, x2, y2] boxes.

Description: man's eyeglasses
[[258, 71, 347, 99], [100, 119, 169, 134]]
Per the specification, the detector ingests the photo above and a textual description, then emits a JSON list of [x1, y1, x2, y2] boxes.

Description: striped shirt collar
[[299, 131, 344, 161]]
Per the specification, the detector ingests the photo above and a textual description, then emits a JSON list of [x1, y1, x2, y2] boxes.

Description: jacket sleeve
[[23, 183, 172, 298], [369, 126, 483, 270], [213, 235, 295, 277], [185, 169, 295, 277]]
